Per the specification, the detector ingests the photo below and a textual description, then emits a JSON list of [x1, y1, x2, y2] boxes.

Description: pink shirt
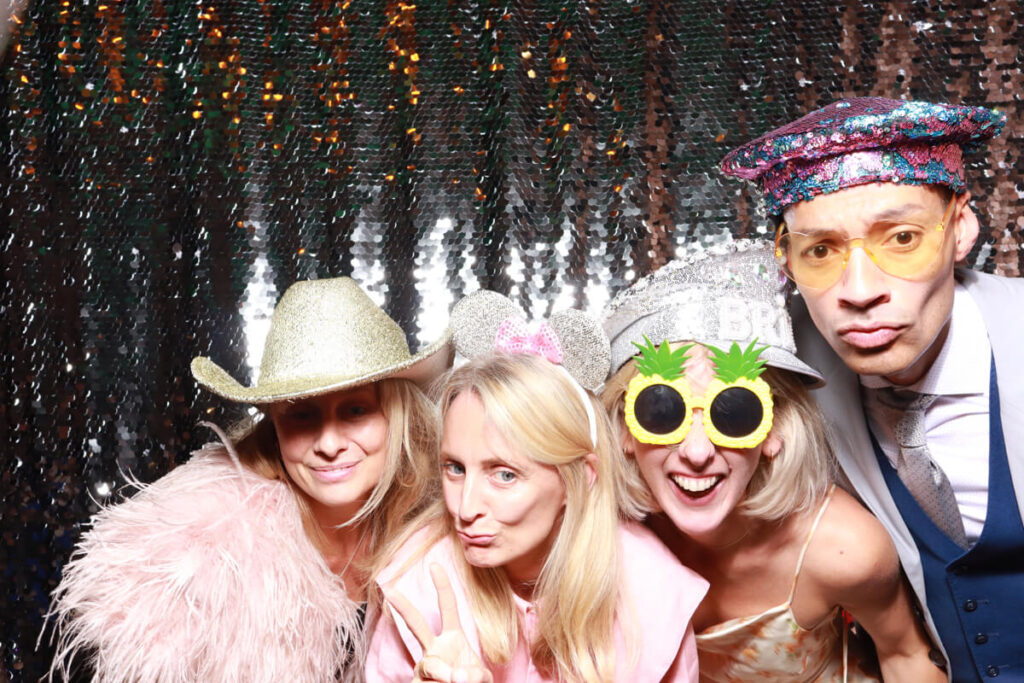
[[366, 521, 708, 682]]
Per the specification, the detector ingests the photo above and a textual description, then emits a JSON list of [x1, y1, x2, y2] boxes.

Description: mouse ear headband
[[450, 290, 611, 447]]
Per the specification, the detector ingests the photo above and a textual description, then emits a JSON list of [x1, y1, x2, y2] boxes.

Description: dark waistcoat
[[872, 363, 1024, 681]]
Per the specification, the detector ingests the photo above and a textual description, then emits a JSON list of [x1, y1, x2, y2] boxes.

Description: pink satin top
[[365, 521, 708, 682]]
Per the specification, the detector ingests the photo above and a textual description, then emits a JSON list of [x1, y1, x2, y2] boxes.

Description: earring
[[761, 435, 782, 459]]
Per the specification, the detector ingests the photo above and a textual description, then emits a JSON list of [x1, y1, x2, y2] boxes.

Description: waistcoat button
[[964, 599, 978, 612], [975, 633, 989, 645], [986, 665, 999, 677]]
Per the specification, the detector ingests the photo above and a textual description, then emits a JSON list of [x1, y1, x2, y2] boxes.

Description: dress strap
[[787, 483, 837, 603], [842, 610, 849, 683]]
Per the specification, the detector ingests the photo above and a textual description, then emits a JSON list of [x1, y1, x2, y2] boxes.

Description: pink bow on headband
[[494, 316, 564, 364]]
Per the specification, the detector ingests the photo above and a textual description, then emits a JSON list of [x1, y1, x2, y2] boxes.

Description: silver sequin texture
[[602, 240, 822, 385], [450, 290, 610, 392]]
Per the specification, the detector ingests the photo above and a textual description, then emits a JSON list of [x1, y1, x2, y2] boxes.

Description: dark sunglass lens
[[634, 384, 686, 435], [709, 387, 763, 438]]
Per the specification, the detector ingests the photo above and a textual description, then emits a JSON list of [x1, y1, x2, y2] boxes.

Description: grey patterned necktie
[[872, 387, 969, 550]]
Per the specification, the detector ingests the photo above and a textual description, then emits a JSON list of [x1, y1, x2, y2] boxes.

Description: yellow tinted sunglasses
[[774, 193, 957, 290]]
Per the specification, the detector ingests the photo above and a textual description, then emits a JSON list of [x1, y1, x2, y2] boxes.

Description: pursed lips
[[457, 530, 496, 546], [838, 324, 904, 348]]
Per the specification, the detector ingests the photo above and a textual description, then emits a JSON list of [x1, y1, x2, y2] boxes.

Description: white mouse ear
[[549, 308, 611, 392], [449, 290, 524, 360]]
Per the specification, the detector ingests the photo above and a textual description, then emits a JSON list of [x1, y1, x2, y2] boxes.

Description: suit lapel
[[959, 270, 1024, 516]]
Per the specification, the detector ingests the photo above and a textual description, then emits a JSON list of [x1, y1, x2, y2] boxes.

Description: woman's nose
[[457, 476, 485, 522], [677, 412, 716, 468], [314, 418, 350, 458]]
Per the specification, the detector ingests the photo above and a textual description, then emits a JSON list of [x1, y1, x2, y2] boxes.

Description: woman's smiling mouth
[[309, 461, 360, 483], [670, 473, 724, 497]]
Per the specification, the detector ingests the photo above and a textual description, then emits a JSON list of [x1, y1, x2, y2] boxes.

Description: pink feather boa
[[45, 445, 364, 682]]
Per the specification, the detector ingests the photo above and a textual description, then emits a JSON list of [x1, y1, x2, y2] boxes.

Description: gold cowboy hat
[[191, 277, 452, 403]]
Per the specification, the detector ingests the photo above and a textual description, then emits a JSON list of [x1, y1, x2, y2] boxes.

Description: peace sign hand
[[385, 563, 493, 683]]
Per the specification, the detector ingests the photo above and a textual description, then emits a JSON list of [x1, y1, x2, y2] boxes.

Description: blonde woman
[[46, 278, 450, 682], [365, 291, 708, 682], [601, 242, 945, 682]]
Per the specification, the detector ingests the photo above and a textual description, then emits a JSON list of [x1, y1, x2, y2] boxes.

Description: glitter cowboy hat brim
[[191, 334, 452, 404], [191, 277, 453, 404]]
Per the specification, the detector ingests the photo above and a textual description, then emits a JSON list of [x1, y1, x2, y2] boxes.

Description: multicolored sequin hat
[[720, 97, 1005, 215], [603, 240, 823, 386]]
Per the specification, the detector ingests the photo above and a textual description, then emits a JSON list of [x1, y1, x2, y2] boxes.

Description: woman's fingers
[[429, 563, 464, 634], [416, 661, 490, 683], [393, 566, 493, 683], [415, 654, 453, 682], [384, 586, 435, 652], [452, 667, 493, 683]]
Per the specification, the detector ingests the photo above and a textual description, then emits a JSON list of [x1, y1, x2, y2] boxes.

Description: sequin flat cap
[[192, 277, 452, 403], [720, 97, 1005, 215], [603, 240, 823, 386]]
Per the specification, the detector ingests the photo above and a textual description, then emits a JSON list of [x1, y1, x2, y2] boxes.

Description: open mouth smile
[[670, 473, 724, 498]]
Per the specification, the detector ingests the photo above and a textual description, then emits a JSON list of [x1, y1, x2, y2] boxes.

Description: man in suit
[[721, 97, 1023, 681]]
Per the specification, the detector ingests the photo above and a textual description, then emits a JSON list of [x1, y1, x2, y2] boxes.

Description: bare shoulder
[[801, 488, 902, 602]]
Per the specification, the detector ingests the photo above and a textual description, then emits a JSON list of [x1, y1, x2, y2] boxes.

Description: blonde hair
[[385, 353, 646, 682], [602, 356, 833, 522], [232, 378, 440, 584]]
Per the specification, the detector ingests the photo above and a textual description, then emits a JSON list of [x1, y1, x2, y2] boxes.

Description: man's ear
[[952, 191, 980, 263], [583, 452, 598, 489], [761, 430, 783, 459]]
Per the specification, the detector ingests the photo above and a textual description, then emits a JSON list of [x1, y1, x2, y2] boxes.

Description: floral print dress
[[695, 486, 881, 683]]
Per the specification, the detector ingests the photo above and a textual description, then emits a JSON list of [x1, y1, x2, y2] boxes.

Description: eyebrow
[[480, 455, 521, 470], [792, 203, 932, 236], [869, 203, 930, 222], [440, 452, 523, 471], [344, 386, 377, 400]]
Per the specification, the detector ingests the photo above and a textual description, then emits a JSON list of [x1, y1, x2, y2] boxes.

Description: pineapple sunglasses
[[624, 337, 774, 449]]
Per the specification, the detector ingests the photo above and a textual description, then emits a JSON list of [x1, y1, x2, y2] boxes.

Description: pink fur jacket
[[46, 445, 364, 683]]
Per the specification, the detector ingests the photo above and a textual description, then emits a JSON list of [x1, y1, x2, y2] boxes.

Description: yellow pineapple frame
[[624, 364, 774, 449]]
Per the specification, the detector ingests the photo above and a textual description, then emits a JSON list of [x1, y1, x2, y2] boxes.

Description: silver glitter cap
[[192, 277, 453, 404], [603, 240, 823, 386]]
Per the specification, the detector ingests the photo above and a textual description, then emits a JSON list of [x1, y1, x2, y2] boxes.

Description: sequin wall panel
[[2, 0, 1022, 678]]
